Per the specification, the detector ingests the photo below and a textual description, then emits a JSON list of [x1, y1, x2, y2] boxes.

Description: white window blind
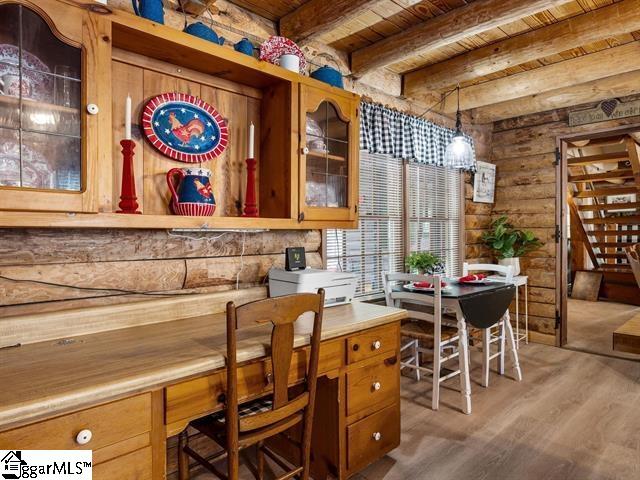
[[326, 153, 463, 298], [407, 162, 462, 277], [325, 151, 404, 297]]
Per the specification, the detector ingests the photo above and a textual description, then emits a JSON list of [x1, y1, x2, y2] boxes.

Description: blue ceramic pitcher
[[131, 0, 164, 24], [184, 22, 225, 45], [166, 167, 216, 216]]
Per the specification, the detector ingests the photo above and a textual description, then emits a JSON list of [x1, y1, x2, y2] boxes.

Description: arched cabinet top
[[0, 0, 85, 49]]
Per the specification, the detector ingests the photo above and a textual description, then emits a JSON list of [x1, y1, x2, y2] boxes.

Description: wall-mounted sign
[[473, 161, 496, 204], [569, 98, 640, 127]]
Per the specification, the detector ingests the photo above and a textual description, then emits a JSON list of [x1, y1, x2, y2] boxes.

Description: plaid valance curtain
[[359, 101, 476, 171]]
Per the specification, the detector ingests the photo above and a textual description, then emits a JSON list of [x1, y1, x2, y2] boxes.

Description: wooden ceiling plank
[[436, 41, 640, 113], [471, 69, 640, 123], [280, 0, 388, 44], [404, 0, 640, 93], [350, 0, 572, 76]]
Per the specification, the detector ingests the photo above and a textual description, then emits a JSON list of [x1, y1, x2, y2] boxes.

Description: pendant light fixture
[[444, 85, 475, 169]]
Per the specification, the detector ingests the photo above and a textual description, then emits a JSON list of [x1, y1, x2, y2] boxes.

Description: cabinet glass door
[[305, 101, 349, 209], [0, 3, 82, 192]]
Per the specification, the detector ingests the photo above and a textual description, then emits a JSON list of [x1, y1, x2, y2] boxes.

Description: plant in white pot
[[405, 251, 445, 275], [481, 216, 542, 276]]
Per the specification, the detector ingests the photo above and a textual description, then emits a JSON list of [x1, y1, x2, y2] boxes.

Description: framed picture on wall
[[473, 161, 496, 204]]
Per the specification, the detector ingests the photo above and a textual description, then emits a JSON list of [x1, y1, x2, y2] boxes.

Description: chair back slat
[[382, 272, 441, 307], [271, 322, 295, 407], [235, 293, 322, 328], [381, 271, 442, 341]]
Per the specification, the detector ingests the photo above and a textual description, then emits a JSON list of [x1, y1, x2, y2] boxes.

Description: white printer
[[268, 268, 357, 307]]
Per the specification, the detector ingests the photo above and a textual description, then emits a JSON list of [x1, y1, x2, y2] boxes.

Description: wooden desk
[[0, 292, 406, 479]]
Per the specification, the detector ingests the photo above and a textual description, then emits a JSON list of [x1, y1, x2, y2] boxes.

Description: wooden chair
[[178, 290, 325, 480], [462, 263, 520, 387], [382, 272, 471, 413]]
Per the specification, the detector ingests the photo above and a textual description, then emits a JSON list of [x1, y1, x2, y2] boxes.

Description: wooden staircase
[[568, 134, 640, 304]]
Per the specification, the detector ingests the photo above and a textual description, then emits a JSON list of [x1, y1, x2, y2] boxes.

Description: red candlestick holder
[[116, 139, 141, 214], [242, 157, 258, 217]]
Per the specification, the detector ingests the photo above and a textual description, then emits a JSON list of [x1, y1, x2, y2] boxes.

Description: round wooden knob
[[372, 340, 381, 350], [372, 432, 382, 441], [352, 344, 359, 351], [75, 429, 92, 445], [373, 381, 381, 391]]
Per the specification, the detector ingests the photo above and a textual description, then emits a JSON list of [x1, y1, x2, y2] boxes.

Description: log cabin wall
[[0, 1, 492, 316], [464, 145, 493, 264], [0, 229, 322, 316], [483, 93, 640, 346]]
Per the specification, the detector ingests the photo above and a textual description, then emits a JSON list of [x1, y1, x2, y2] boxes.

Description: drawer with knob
[[0, 394, 151, 463], [346, 354, 399, 417], [346, 324, 398, 365], [347, 402, 400, 472]]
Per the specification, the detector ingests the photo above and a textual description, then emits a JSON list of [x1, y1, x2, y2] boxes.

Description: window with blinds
[[325, 152, 404, 297], [407, 163, 463, 277], [325, 152, 463, 298]]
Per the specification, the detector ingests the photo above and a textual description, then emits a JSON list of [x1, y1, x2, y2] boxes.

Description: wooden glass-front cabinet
[[0, 0, 109, 213], [300, 84, 359, 223], [0, 0, 360, 229]]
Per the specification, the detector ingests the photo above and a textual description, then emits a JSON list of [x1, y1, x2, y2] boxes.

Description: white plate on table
[[457, 278, 495, 285], [403, 283, 451, 292]]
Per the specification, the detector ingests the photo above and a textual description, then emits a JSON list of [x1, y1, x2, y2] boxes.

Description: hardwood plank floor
[[358, 344, 640, 480], [194, 344, 640, 480], [567, 298, 640, 360]]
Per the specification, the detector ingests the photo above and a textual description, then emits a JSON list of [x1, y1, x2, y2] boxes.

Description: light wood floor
[[567, 298, 640, 360], [194, 343, 640, 480]]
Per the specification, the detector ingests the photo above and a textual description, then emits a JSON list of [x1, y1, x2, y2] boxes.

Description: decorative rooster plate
[[141, 93, 228, 163]]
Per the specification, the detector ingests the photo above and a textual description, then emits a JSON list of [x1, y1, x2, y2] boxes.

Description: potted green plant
[[481, 216, 542, 276], [405, 251, 445, 275]]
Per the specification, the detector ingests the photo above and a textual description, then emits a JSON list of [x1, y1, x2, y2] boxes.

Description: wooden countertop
[[0, 301, 406, 432]]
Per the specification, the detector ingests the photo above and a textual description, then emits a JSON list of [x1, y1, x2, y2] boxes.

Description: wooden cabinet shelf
[[0, 95, 80, 115], [0, 211, 357, 230], [308, 150, 347, 162]]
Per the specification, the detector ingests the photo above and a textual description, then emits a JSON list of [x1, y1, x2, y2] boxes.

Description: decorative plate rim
[[259, 35, 308, 73], [141, 92, 228, 163]]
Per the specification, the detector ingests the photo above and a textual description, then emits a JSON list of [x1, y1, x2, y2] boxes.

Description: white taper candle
[[248, 122, 255, 159], [125, 94, 132, 140]]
